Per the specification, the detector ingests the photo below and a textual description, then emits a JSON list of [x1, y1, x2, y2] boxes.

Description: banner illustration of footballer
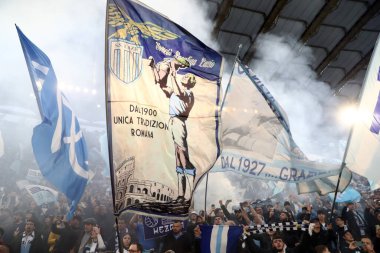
[[149, 56, 196, 202], [106, 0, 223, 218]]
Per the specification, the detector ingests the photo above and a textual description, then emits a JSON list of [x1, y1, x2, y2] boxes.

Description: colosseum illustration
[[115, 156, 175, 212]]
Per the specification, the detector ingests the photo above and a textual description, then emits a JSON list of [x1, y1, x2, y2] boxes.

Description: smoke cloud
[[251, 34, 352, 161], [0, 0, 106, 122], [139, 0, 218, 49]]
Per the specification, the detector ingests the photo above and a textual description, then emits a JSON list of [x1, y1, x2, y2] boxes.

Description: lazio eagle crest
[[108, 4, 180, 84]]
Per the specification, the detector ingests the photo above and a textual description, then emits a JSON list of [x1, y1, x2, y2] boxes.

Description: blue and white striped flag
[[200, 225, 243, 253], [16, 25, 92, 220]]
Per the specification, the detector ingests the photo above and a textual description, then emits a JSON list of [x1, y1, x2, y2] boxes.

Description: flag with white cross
[[16, 25, 93, 220]]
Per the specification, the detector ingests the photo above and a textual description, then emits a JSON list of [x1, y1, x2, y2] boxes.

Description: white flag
[[25, 184, 58, 206], [345, 35, 380, 190], [213, 61, 351, 195]]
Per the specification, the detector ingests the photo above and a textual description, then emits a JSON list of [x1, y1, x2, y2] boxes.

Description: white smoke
[[139, 0, 218, 49], [0, 0, 106, 121], [251, 34, 353, 162]]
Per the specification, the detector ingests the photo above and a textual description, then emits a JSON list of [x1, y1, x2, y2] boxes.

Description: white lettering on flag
[[214, 62, 351, 195], [31, 60, 49, 75]]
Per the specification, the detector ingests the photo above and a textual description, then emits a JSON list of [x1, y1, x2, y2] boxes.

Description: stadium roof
[[207, 0, 380, 92]]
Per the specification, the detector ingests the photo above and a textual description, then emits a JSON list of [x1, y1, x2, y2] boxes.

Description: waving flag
[[106, 0, 223, 217], [17, 26, 92, 219], [25, 184, 59, 206], [200, 225, 243, 253], [328, 186, 361, 203], [213, 61, 351, 195], [344, 35, 380, 190]]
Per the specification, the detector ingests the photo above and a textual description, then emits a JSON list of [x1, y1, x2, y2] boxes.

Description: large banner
[[106, 0, 223, 217], [17, 26, 92, 219], [213, 62, 351, 195], [345, 34, 380, 190]]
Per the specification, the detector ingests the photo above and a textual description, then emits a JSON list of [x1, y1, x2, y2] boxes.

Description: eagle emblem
[[108, 4, 180, 44], [108, 4, 179, 84]]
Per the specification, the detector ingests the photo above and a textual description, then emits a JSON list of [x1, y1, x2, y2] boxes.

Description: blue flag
[[328, 186, 361, 203], [200, 225, 243, 253], [16, 26, 91, 220]]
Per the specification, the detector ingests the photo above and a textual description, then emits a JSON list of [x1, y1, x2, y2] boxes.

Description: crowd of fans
[[1, 127, 380, 252], [1, 177, 380, 253]]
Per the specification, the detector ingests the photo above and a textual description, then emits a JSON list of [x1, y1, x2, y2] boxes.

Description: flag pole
[[329, 162, 346, 222], [328, 101, 364, 223], [328, 119, 356, 222], [220, 44, 242, 109], [203, 172, 209, 220], [104, 1, 124, 252], [204, 44, 243, 217]]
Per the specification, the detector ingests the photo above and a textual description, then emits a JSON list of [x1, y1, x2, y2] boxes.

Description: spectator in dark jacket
[[361, 236, 376, 253], [160, 220, 192, 253], [342, 202, 367, 241], [50, 215, 82, 253], [339, 230, 362, 253], [297, 207, 311, 223], [302, 220, 334, 252], [245, 232, 307, 253], [219, 200, 248, 226], [11, 218, 46, 253]]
